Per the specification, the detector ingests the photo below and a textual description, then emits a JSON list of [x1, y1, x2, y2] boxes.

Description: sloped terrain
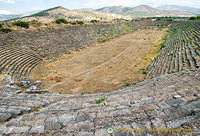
[[147, 21, 200, 78], [0, 69, 199, 135]]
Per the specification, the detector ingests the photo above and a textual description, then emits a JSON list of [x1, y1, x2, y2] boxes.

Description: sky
[[0, 0, 200, 14]]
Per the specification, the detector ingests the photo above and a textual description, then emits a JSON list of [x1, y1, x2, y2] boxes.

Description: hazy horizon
[[0, 0, 200, 15]]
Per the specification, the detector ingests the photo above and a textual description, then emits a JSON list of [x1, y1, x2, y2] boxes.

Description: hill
[[96, 6, 131, 14], [157, 5, 200, 15], [96, 5, 195, 17], [18, 6, 131, 23]]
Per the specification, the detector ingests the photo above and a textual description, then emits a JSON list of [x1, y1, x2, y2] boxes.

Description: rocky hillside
[[96, 5, 195, 17], [18, 6, 131, 23]]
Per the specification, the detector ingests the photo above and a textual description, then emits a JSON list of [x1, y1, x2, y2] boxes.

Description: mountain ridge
[[157, 5, 200, 15], [96, 5, 196, 17], [1, 5, 199, 21], [14, 6, 131, 23]]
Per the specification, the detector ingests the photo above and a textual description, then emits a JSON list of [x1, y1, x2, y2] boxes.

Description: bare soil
[[31, 28, 167, 94]]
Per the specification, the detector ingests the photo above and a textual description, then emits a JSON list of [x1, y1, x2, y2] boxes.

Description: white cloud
[[0, 0, 15, 4], [0, 10, 12, 14]]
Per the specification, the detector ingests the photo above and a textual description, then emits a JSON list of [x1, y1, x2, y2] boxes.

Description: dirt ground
[[30, 28, 167, 94]]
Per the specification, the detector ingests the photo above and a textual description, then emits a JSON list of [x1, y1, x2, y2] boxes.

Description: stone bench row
[[0, 45, 42, 81], [146, 25, 200, 78]]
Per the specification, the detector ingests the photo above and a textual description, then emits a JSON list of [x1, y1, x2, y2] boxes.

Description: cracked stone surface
[[0, 69, 199, 135]]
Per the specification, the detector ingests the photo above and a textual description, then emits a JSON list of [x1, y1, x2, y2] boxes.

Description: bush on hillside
[[0, 28, 12, 33], [12, 20, 29, 28], [0, 24, 2, 28], [76, 21, 84, 25], [31, 20, 38, 23], [189, 17, 196, 20], [90, 20, 98, 23], [55, 19, 68, 24], [69, 21, 76, 25], [188, 16, 200, 20]]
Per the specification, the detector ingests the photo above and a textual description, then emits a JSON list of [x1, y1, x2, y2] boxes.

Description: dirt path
[[31, 28, 167, 94]]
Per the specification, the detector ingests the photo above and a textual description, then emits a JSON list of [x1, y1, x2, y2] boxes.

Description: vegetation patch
[[76, 21, 84, 25], [139, 68, 147, 74], [189, 16, 200, 20], [0, 28, 12, 33], [56, 19, 68, 24], [12, 20, 29, 28], [125, 82, 131, 86], [90, 20, 98, 23], [95, 96, 107, 104], [31, 20, 38, 23], [69, 21, 77, 25]]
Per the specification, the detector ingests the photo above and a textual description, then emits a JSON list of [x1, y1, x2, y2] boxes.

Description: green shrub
[[76, 21, 84, 25], [142, 71, 147, 74], [90, 20, 98, 23], [81, 92, 85, 96], [0, 24, 2, 28], [70, 22, 77, 25], [125, 82, 131, 86], [139, 68, 147, 75], [189, 17, 196, 20], [154, 56, 159, 61], [12, 20, 29, 28], [95, 96, 107, 104], [55, 19, 68, 24], [31, 20, 38, 23], [160, 43, 166, 49], [0, 28, 12, 33]]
